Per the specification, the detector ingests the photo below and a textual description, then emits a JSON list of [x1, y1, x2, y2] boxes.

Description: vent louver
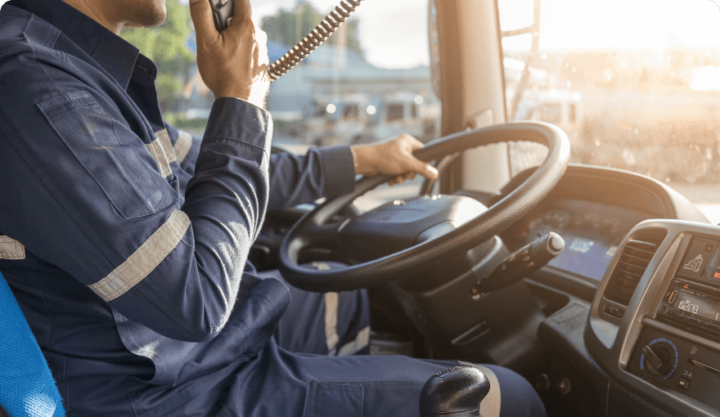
[[604, 239, 659, 306]]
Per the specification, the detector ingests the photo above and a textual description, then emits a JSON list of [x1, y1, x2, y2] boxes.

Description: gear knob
[[419, 366, 491, 417]]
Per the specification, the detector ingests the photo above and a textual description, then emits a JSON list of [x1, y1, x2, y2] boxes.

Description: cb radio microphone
[[208, 0, 362, 81], [209, 0, 236, 32]]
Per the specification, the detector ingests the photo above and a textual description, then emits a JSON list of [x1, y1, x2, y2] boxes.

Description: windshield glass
[[113, 0, 440, 212], [499, 0, 720, 223]]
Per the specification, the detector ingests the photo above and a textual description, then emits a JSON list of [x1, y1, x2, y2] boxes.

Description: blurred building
[[180, 41, 435, 123]]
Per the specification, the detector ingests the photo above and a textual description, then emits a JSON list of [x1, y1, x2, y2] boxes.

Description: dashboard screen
[[550, 234, 616, 281], [507, 199, 650, 281], [674, 289, 720, 323]]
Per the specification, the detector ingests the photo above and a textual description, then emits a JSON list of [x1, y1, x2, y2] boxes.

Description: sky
[[500, 0, 720, 51], [250, 0, 431, 69]]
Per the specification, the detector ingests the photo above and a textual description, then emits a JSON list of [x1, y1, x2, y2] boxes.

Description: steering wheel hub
[[339, 195, 487, 264]]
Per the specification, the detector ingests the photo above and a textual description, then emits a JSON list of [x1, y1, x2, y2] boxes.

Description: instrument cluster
[[505, 198, 651, 281]]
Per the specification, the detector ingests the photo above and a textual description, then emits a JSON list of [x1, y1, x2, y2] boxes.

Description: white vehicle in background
[[300, 93, 440, 146], [515, 89, 583, 132]]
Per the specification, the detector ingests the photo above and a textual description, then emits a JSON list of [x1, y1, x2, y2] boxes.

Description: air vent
[[604, 239, 659, 306]]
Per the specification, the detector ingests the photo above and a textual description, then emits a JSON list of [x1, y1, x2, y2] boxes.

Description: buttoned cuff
[[317, 145, 356, 198], [203, 98, 273, 154]]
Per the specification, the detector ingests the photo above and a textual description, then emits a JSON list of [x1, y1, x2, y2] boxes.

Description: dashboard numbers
[[678, 300, 700, 314], [679, 299, 700, 315]]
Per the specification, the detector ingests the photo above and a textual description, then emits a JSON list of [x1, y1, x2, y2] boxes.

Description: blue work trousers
[[238, 267, 547, 417]]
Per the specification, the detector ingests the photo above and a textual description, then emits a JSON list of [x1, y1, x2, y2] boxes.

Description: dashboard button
[[679, 238, 716, 279], [678, 378, 691, 390], [688, 317, 703, 326]]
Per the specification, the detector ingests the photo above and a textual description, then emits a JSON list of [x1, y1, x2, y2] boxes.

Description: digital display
[[548, 235, 615, 281], [510, 200, 651, 282], [674, 290, 720, 323]]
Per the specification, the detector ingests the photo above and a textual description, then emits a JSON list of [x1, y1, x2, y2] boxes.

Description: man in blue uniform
[[0, 0, 546, 415]]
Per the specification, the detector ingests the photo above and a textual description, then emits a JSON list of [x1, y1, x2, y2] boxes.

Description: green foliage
[[261, 1, 364, 57], [164, 112, 208, 130], [121, 0, 195, 111]]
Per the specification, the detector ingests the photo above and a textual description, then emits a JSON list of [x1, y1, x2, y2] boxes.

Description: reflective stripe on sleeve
[[155, 129, 177, 163], [145, 135, 173, 178], [88, 209, 191, 302], [324, 292, 340, 355], [174, 130, 193, 164], [0, 236, 25, 260], [337, 326, 370, 356]]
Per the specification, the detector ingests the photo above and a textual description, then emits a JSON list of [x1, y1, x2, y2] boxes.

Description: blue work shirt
[[0, 0, 356, 414]]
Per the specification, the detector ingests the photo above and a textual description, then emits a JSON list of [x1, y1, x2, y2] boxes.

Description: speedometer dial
[[517, 209, 570, 242], [544, 210, 570, 230]]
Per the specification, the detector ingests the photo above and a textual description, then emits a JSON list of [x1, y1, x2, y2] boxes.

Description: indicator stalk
[[472, 232, 564, 293]]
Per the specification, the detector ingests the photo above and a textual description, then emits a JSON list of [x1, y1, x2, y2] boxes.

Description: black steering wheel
[[279, 122, 570, 292]]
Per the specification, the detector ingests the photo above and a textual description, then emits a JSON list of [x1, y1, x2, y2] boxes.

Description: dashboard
[[587, 221, 720, 417], [505, 199, 651, 282], [494, 165, 709, 292], [505, 167, 720, 415], [473, 165, 717, 416]]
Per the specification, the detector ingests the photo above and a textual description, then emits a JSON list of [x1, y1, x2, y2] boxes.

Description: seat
[[0, 273, 65, 417]]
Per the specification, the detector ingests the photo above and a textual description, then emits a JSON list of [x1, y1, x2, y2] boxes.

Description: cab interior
[[256, 1, 720, 416], [4, 0, 720, 416]]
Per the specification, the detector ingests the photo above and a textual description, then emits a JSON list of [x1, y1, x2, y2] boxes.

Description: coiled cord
[[268, 0, 363, 81]]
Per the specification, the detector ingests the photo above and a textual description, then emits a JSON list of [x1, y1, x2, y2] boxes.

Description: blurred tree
[[121, 0, 195, 112], [261, 1, 364, 57]]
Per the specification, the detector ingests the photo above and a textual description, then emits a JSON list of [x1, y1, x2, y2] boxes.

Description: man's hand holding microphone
[[189, 0, 269, 108]]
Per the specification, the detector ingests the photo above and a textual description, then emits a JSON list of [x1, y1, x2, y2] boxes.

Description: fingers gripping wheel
[[420, 366, 491, 417], [209, 0, 235, 32]]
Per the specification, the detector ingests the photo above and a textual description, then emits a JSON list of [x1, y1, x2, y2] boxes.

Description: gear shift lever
[[420, 366, 491, 417]]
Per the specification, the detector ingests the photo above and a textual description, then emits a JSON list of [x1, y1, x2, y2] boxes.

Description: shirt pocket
[[37, 90, 170, 220]]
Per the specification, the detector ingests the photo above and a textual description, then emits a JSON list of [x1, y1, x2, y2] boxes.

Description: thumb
[[409, 157, 439, 180], [189, 0, 219, 45], [222, 0, 255, 40]]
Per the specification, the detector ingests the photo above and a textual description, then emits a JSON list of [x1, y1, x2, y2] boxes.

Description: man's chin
[[126, 2, 167, 28]]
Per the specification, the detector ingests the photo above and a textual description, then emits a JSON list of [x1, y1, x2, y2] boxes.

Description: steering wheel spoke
[[290, 220, 347, 263]]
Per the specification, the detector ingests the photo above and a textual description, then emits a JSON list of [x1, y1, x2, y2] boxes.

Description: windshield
[[499, 0, 720, 223], [113, 0, 440, 211]]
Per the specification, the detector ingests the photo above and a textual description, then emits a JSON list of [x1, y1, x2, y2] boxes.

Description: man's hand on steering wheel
[[351, 134, 440, 186]]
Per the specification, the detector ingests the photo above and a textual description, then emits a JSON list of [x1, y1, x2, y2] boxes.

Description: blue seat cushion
[[0, 273, 64, 416]]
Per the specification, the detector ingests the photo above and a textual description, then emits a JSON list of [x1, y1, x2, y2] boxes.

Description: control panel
[[630, 234, 720, 408], [587, 221, 720, 417], [658, 279, 720, 342], [629, 327, 720, 408]]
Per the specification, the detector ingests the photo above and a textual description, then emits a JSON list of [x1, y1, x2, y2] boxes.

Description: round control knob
[[643, 342, 675, 377]]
